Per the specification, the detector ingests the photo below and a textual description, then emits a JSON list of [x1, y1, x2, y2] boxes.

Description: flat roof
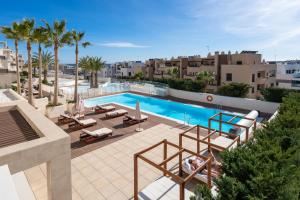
[[0, 107, 39, 148]]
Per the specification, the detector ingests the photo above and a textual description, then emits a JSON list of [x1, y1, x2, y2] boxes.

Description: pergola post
[[207, 157, 212, 188], [180, 182, 185, 200], [196, 125, 200, 154], [163, 139, 167, 175], [134, 154, 138, 200], [219, 112, 222, 136], [179, 134, 183, 176]]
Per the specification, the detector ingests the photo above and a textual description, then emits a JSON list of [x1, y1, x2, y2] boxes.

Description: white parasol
[[135, 101, 143, 132]]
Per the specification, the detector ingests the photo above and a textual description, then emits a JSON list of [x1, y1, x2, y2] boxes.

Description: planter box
[[46, 105, 65, 118], [33, 97, 49, 115], [67, 103, 75, 113]]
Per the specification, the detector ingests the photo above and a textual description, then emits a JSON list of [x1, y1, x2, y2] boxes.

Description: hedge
[[191, 93, 300, 199], [217, 83, 250, 98], [261, 87, 300, 103]]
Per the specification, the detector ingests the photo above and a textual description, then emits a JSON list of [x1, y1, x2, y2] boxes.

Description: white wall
[[168, 88, 279, 114]]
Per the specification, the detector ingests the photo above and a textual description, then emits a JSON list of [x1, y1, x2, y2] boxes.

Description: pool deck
[[55, 104, 195, 158]]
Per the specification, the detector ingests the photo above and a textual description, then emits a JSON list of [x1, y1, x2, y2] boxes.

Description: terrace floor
[[25, 123, 206, 200]]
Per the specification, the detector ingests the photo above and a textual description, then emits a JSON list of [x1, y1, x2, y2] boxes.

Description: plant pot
[[46, 104, 65, 118]]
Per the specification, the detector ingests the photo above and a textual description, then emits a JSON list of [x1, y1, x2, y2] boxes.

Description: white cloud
[[185, 0, 300, 49], [98, 42, 150, 48]]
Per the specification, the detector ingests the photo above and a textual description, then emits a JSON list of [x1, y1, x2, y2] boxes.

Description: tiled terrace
[[25, 122, 208, 200]]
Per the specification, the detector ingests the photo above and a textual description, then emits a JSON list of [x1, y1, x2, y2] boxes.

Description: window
[[271, 83, 274, 87], [257, 72, 261, 78], [276, 82, 279, 86], [257, 85, 261, 91], [226, 73, 232, 81], [236, 61, 242, 65], [252, 74, 255, 82], [252, 87, 255, 93]]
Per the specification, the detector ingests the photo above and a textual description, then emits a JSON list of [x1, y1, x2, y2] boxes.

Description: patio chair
[[123, 114, 148, 126], [94, 105, 115, 114], [80, 128, 113, 143], [105, 109, 128, 119], [68, 118, 97, 130]]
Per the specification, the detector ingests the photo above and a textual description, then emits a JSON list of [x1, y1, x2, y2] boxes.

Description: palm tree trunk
[[74, 43, 79, 102], [53, 44, 59, 105], [38, 44, 43, 98], [15, 40, 21, 94], [90, 71, 93, 88], [43, 69, 47, 82], [94, 70, 98, 88], [27, 40, 33, 105]]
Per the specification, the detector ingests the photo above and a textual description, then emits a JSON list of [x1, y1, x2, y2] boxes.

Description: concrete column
[[47, 152, 71, 200]]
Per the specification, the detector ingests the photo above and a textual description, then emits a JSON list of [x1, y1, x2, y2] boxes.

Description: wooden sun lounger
[[80, 128, 113, 143], [68, 118, 97, 130], [94, 105, 115, 114], [105, 109, 128, 119], [123, 114, 148, 126]]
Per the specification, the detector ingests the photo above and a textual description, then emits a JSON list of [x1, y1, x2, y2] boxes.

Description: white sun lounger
[[80, 128, 113, 142], [105, 109, 128, 118], [69, 118, 97, 130]]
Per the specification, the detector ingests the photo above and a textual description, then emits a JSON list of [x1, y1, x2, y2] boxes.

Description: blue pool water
[[84, 93, 243, 132]]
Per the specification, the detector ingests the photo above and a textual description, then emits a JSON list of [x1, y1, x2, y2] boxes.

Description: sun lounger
[[94, 105, 115, 114], [57, 113, 84, 125], [123, 114, 148, 126], [80, 128, 113, 143], [68, 118, 97, 130], [105, 109, 128, 118]]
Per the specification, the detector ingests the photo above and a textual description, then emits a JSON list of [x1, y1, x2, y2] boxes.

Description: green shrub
[[191, 93, 300, 200], [217, 83, 250, 97], [261, 87, 299, 103], [11, 85, 17, 91], [20, 71, 28, 77], [46, 102, 62, 107]]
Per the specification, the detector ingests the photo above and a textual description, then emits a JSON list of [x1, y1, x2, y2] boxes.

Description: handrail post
[[134, 154, 138, 200], [196, 125, 200, 154], [246, 128, 249, 142], [208, 120, 211, 151], [254, 119, 257, 131], [163, 139, 167, 176], [219, 112, 222, 136], [179, 134, 183, 176]]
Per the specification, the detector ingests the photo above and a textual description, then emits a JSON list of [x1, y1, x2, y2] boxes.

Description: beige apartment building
[[144, 51, 276, 98], [0, 41, 24, 73]]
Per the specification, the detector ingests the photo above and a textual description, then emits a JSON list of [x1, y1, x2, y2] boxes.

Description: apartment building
[[0, 41, 24, 73], [276, 60, 300, 90], [221, 51, 276, 98], [144, 51, 276, 98], [114, 61, 145, 77]]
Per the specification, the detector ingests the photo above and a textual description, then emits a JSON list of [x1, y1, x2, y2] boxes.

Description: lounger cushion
[[106, 109, 128, 116], [126, 114, 148, 120], [99, 105, 115, 110], [211, 136, 237, 149], [182, 157, 209, 184], [82, 128, 112, 137], [79, 118, 97, 125]]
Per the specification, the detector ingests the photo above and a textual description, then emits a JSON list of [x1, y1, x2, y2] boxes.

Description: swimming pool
[[84, 93, 243, 132]]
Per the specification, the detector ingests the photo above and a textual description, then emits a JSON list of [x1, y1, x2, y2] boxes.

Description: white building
[[114, 61, 145, 77], [276, 60, 300, 90], [0, 41, 24, 73]]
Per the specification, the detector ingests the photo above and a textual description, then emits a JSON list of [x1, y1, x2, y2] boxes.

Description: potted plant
[[66, 100, 76, 113]]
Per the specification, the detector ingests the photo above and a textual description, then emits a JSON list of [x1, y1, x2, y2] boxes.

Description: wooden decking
[[55, 104, 191, 158], [0, 108, 40, 148]]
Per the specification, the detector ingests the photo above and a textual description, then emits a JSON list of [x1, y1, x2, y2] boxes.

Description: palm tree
[[32, 27, 48, 98], [79, 56, 104, 88], [71, 31, 90, 102], [32, 50, 54, 83], [90, 57, 104, 88], [79, 56, 93, 88], [19, 18, 35, 105], [1, 22, 23, 94], [43, 20, 72, 105], [196, 71, 215, 92]]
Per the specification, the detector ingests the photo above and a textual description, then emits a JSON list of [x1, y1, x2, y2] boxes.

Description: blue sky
[[1, 0, 300, 63]]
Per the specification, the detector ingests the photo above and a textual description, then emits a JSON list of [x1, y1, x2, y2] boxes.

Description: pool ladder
[[183, 112, 191, 126]]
